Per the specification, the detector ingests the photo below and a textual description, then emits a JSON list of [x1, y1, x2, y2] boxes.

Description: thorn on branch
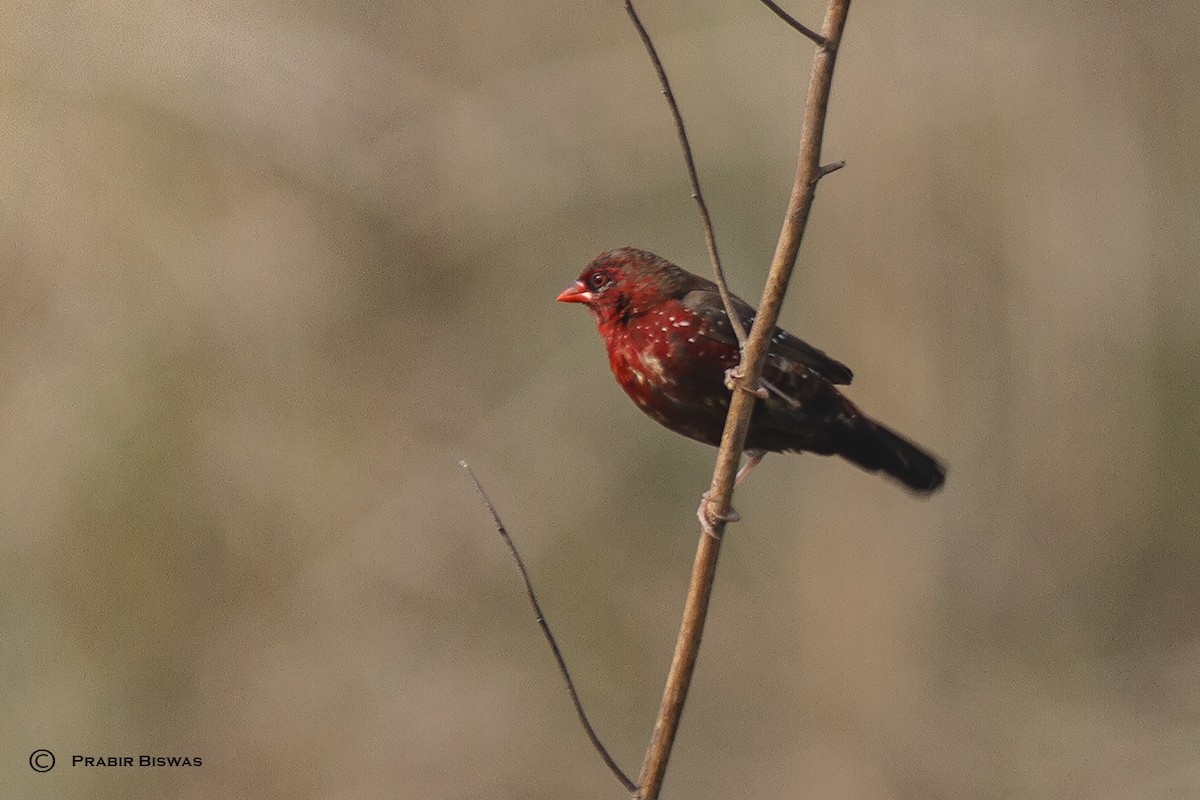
[[756, 0, 827, 47], [810, 160, 846, 187], [818, 160, 845, 178]]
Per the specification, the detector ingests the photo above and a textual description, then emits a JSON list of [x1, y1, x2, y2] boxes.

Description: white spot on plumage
[[641, 352, 667, 380]]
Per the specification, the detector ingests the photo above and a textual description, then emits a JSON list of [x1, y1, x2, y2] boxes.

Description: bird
[[557, 247, 945, 494]]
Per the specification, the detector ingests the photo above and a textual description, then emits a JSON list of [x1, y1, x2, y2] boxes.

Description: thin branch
[[815, 159, 846, 181], [460, 462, 638, 794], [623, 0, 748, 348], [755, 0, 826, 46], [635, 2, 853, 799]]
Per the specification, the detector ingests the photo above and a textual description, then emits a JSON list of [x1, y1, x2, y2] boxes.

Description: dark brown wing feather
[[679, 287, 853, 385]]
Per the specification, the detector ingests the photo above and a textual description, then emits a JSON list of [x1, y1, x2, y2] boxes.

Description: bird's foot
[[724, 366, 769, 399], [697, 491, 740, 539]]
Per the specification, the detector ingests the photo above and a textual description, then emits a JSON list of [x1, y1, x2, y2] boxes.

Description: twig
[[460, 462, 638, 794], [634, 2, 852, 799], [756, 0, 827, 46], [815, 159, 846, 182], [624, 0, 748, 348]]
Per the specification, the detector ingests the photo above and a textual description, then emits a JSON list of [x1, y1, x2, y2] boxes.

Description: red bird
[[558, 247, 945, 493]]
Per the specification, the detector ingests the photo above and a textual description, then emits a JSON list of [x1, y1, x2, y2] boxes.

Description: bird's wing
[[680, 287, 854, 384]]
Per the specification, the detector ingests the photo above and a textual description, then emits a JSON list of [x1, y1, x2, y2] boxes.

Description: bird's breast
[[599, 309, 740, 444]]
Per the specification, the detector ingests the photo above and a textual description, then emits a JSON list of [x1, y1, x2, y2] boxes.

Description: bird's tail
[[837, 415, 946, 493]]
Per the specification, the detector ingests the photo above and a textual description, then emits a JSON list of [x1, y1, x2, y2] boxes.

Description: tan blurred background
[[4, 1, 1198, 798]]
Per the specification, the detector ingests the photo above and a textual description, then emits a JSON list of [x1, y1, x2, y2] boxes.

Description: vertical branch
[[635, 2, 852, 798]]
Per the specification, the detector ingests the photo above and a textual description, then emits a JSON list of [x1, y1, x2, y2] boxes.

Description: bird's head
[[557, 247, 689, 328]]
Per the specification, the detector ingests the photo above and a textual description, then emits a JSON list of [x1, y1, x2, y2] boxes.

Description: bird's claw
[[697, 491, 740, 539], [723, 366, 769, 399]]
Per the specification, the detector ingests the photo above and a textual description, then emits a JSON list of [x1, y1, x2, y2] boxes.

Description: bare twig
[[634, 2, 853, 798], [815, 159, 846, 181], [460, 462, 638, 793], [756, 0, 826, 46], [624, 0, 747, 348]]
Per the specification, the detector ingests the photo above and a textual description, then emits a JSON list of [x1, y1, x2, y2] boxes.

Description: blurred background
[[3, 1, 1198, 798]]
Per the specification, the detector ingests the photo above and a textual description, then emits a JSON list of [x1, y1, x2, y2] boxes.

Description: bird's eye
[[588, 271, 609, 291]]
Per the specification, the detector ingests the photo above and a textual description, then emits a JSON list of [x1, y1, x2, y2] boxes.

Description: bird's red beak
[[556, 279, 591, 304]]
